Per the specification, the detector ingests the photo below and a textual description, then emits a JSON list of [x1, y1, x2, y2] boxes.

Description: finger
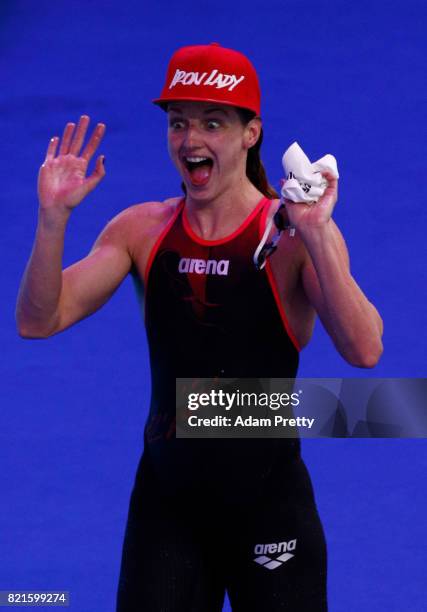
[[59, 122, 76, 155], [81, 123, 106, 163], [44, 136, 59, 161], [321, 171, 338, 184], [321, 171, 338, 191], [85, 155, 106, 192], [69, 115, 90, 156]]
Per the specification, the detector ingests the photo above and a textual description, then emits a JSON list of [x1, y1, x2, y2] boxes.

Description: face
[[167, 101, 260, 199]]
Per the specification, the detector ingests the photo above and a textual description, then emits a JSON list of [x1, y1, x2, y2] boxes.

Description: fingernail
[[102, 156, 106, 165]]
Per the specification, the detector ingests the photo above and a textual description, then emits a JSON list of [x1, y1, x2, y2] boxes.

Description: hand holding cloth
[[281, 142, 339, 204]]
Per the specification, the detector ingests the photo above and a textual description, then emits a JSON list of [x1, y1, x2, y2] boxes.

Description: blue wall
[[1, 1, 426, 609]]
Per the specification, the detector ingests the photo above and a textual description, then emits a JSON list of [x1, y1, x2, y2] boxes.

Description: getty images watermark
[[186, 387, 314, 430], [176, 378, 427, 438]]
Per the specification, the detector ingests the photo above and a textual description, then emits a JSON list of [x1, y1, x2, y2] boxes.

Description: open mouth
[[183, 156, 214, 187]]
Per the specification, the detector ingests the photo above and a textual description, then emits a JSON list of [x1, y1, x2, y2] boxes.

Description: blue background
[[1, 0, 426, 610]]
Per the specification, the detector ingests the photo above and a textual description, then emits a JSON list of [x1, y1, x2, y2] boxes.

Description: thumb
[[86, 155, 106, 192]]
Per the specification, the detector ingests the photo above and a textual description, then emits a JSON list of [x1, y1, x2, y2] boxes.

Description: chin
[[184, 181, 215, 199]]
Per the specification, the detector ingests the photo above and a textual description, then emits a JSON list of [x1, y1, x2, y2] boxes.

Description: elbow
[[15, 307, 60, 339], [352, 352, 382, 369], [16, 316, 56, 339], [17, 325, 51, 339], [347, 339, 384, 369], [15, 314, 43, 339]]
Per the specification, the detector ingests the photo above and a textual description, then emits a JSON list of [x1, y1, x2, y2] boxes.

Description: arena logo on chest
[[178, 257, 230, 276]]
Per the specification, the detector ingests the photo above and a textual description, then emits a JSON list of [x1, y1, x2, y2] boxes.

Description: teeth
[[185, 156, 209, 162]]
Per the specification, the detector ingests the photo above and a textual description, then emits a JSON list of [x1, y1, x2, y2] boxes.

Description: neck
[[183, 178, 267, 241]]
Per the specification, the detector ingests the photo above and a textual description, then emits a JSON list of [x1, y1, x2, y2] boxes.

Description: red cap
[[153, 43, 261, 115]]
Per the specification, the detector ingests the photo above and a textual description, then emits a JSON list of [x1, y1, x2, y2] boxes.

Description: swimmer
[[16, 43, 383, 611]]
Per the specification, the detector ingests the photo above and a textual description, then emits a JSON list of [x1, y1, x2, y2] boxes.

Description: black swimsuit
[[116, 197, 327, 611]]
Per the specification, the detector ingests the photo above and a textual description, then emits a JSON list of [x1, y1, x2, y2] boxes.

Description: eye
[[169, 118, 185, 130], [206, 119, 221, 130]]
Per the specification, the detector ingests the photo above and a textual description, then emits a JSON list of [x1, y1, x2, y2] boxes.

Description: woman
[[16, 43, 383, 611]]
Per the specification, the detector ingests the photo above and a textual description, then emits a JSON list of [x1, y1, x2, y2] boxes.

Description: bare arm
[[16, 211, 133, 338], [15, 115, 133, 338], [283, 171, 383, 367], [16, 207, 70, 338], [301, 219, 383, 367]]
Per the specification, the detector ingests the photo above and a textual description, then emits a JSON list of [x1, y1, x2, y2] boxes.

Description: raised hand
[[281, 171, 339, 232], [38, 115, 106, 213]]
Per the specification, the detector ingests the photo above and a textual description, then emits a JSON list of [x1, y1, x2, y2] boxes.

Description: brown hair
[[179, 106, 279, 199], [236, 108, 279, 199]]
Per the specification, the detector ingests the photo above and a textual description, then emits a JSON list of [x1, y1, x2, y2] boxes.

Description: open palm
[[38, 115, 106, 211]]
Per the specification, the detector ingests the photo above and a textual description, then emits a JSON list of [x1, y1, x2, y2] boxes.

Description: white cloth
[[281, 141, 339, 204]]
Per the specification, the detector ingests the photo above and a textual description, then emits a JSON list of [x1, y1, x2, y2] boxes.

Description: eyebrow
[[204, 107, 229, 116], [168, 105, 229, 117]]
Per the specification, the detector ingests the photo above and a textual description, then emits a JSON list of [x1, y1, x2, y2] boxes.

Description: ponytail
[[245, 128, 279, 199], [236, 107, 279, 199]]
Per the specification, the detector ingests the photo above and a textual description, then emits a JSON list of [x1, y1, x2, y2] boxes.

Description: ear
[[243, 116, 262, 150]]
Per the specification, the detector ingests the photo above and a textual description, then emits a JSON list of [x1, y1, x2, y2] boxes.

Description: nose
[[183, 123, 203, 149]]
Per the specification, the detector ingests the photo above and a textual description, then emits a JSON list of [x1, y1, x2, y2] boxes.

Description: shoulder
[[100, 196, 182, 247], [108, 196, 182, 230], [101, 196, 184, 266]]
